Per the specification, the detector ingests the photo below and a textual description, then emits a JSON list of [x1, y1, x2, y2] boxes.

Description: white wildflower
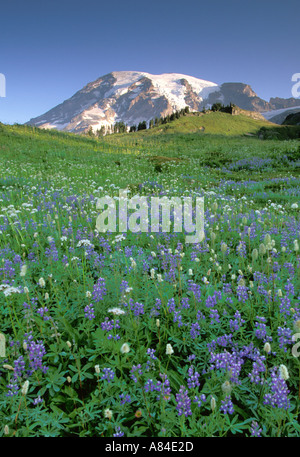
[[221, 242, 227, 253], [104, 408, 113, 419], [221, 381, 232, 394], [108, 307, 126, 316], [294, 240, 299, 252], [21, 380, 29, 395], [210, 396, 216, 411], [279, 364, 289, 381], [76, 239, 94, 248], [120, 343, 130, 354], [20, 264, 27, 277], [166, 343, 174, 355], [38, 277, 46, 287]]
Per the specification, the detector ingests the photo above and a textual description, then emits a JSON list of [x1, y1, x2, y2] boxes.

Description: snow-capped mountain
[[27, 71, 220, 133], [26, 71, 300, 132]]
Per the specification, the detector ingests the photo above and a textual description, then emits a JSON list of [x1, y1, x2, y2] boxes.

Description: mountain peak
[[26, 71, 300, 132], [27, 71, 221, 133]]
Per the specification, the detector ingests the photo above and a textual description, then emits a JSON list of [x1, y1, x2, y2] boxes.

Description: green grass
[[146, 111, 274, 136], [1, 119, 299, 188]]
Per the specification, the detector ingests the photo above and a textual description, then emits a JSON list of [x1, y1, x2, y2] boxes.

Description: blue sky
[[0, 0, 299, 124]]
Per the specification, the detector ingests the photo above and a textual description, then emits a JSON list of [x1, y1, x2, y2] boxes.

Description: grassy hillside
[[283, 112, 300, 126], [0, 119, 299, 185], [144, 111, 274, 136]]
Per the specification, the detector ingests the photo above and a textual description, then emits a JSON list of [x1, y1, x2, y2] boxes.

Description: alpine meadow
[[2, 0, 300, 440], [0, 109, 300, 437]]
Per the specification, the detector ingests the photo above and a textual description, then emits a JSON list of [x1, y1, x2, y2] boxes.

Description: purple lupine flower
[[250, 421, 262, 437], [279, 297, 292, 318], [176, 386, 192, 417], [229, 311, 245, 332], [146, 348, 157, 360], [159, 373, 171, 401], [248, 355, 266, 385], [187, 280, 201, 302], [236, 285, 249, 303], [113, 426, 125, 437], [45, 242, 59, 262], [236, 240, 247, 257], [84, 303, 95, 320], [187, 365, 200, 389], [25, 339, 48, 374], [37, 307, 50, 321], [145, 348, 157, 371], [101, 367, 115, 383], [257, 285, 271, 304], [190, 322, 200, 339], [6, 379, 19, 397], [194, 394, 206, 407], [173, 311, 184, 328], [62, 255, 69, 265], [120, 280, 129, 297], [144, 378, 156, 392], [30, 297, 38, 309], [33, 396, 43, 405], [100, 317, 120, 340], [205, 291, 222, 308], [101, 317, 115, 331], [254, 317, 267, 340], [167, 298, 176, 313], [263, 367, 290, 410], [223, 283, 232, 295], [119, 393, 131, 404], [188, 354, 196, 363], [284, 279, 295, 297], [207, 333, 233, 351], [220, 395, 234, 414], [210, 309, 220, 325], [130, 364, 143, 383], [209, 350, 243, 384], [180, 297, 190, 309], [196, 310, 205, 321], [150, 298, 161, 317], [92, 277, 107, 302], [14, 355, 26, 377], [277, 326, 293, 352], [128, 299, 144, 317]]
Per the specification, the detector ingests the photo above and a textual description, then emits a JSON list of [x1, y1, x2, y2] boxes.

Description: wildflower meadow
[[0, 123, 300, 437]]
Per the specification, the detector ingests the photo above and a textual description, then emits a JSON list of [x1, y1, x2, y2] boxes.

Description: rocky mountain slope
[[26, 71, 300, 132]]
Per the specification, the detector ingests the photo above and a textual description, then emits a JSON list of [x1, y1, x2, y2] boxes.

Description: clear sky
[[0, 0, 299, 124]]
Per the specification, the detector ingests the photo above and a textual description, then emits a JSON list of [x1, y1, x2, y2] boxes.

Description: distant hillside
[[282, 112, 300, 126], [261, 107, 300, 124], [127, 110, 274, 136]]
